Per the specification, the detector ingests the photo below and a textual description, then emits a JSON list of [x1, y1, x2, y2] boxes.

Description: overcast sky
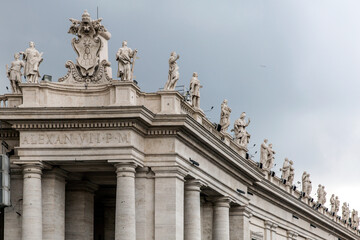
[[1, 0, 360, 211]]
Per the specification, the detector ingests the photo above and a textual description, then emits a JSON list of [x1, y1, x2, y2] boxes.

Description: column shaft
[[201, 200, 213, 240], [22, 164, 43, 240], [115, 163, 137, 240], [42, 168, 66, 240], [212, 197, 231, 240], [229, 206, 252, 240], [184, 180, 202, 240]]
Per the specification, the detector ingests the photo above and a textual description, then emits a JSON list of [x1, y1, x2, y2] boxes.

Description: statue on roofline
[[6, 53, 25, 93]]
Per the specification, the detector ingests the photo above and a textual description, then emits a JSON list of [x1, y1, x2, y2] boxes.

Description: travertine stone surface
[[22, 164, 43, 240], [212, 197, 231, 240], [23, 41, 43, 83], [115, 163, 137, 240], [4, 168, 23, 240], [153, 166, 186, 240], [135, 167, 155, 240], [6, 53, 24, 93], [65, 181, 97, 240], [229, 206, 252, 240], [42, 168, 67, 240], [103, 200, 116, 240], [201, 200, 213, 240], [184, 179, 203, 240]]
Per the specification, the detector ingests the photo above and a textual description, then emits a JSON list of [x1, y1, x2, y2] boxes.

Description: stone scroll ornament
[[59, 10, 111, 84]]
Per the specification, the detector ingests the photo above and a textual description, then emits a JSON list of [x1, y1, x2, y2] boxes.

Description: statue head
[[336, 196, 339, 199], [289, 160, 293, 165], [192, 72, 198, 77], [284, 158, 289, 162], [240, 112, 246, 119], [269, 143, 273, 148], [318, 184, 321, 187], [322, 186, 325, 189], [171, 51, 176, 56], [14, 53, 20, 60], [264, 139, 268, 143], [122, 40, 128, 47], [223, 99, 228, 105], [303, 171, 307, 175], [29, 41, 35, 48]]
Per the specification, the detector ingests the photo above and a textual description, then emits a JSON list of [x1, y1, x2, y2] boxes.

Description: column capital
[[264, 220, 278, 229], [152, 165, 188, 181], [287, 230, 298, 239], [184, 179, 207, 192], [213, 196, 231, 208], [135, 166, 154, 178], [229, 205, 253, 218], [114, 162, 137, 177], [22, 163, 43, 178], [43, 167, 67, 181]]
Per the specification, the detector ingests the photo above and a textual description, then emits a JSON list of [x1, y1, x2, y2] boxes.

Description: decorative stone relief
[[6, 53, 25, 93], [163, 51, 180, 90], [59, 10, 111, 84], [22, 41, 43, 83], [116, 40, 137, 81], [232, 112, 251, 148]]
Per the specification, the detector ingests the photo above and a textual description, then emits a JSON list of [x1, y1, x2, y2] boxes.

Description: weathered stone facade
[[1, 10, 359, 240]]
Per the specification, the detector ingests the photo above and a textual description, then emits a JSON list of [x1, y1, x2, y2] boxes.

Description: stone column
[[287, 230, 298, 240], [115, 162, 137, 240], [135, 167, 155, 240], [65, 181, 98, 240], [22, 163, 43, 240], [264, 220, 272, 240], [153, 166, 187, 240], [201, 199, 213, 240], [4, 167, 23, 240], [42, 168, 67, 240], [229, 205, 252, 240], [212, 197, 231, 240], [271, 223, 278, 240], [184, 179, 203, 240]]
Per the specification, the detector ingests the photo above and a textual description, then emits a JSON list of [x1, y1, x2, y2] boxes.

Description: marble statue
[[342, 203, 350, 222], [260, 139, 269, 167], [163, 52, 180, 90], [189, 72, 202, 108], [335, 196, 340, 214], [264, 143, 275, 170], [330, 194, 336, 213], [317, 185, 326, 205], [6, 53, 25, 93], [22, 41, 43, 83], [288, 162, 295, 186], [232, 112, 251, 147], [302, 172, 312, 197], [59, 10, 111, 84], [281, 158, 291, 181], [352, 210, 359, 228], [219, 99, 231, 133], [116, 40, 137, 81]]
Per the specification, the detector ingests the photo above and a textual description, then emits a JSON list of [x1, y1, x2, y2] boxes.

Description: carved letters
[[20, 131, 130, 147]]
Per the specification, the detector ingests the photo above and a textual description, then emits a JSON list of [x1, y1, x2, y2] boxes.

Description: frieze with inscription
[[20, 131, 130, 147]]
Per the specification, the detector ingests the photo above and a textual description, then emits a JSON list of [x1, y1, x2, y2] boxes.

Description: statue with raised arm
[[330, 194, 336, 213], [116, 40, 137, 81], [232, 112, 251, 147], [219, 99, 231, 133], [260, 139, 268, 167], [164, 51, 180, 90], [335, 196, 340, 214], [189, 72, 202, 108], [22, 41, 43, 83], [6, 53, 25, 93]]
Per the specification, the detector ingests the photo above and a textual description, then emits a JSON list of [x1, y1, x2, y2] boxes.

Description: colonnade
[[19, 162, 252, 240]]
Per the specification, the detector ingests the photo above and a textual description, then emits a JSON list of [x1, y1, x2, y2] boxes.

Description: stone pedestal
[[135, 167, 155, 240], [230, 206, 252, 240], [213, 197, 231, 240], [22, 164, 43, 240], [42, 168, 67, 240], [184, 179, 203, 240], [153, 166, 187, 240], [115, 163, 137, 240], [65, 181, 97, 240]]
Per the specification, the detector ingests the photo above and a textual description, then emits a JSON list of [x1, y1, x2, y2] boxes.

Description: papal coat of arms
[[59, 10, 111, 84]]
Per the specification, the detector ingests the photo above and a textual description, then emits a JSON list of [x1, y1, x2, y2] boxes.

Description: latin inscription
[[20, 131, 130, 147]]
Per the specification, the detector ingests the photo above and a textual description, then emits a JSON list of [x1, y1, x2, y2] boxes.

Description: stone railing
[[0, 95, 8, 108]]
